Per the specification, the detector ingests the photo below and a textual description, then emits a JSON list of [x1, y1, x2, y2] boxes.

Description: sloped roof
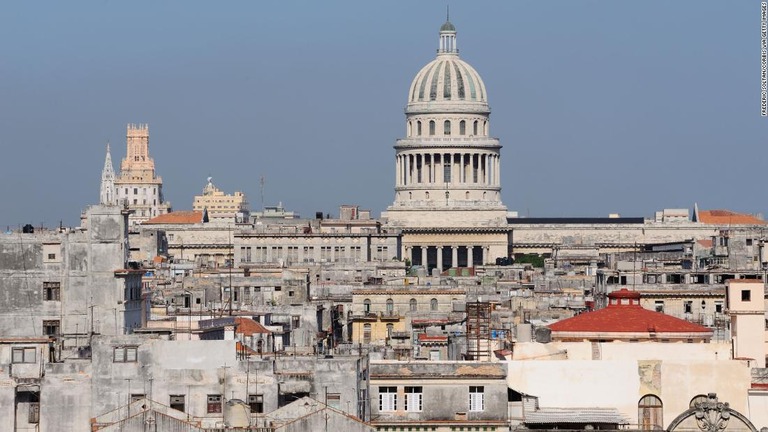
[[524, 407, 629, 425], [697, 209, 765, 225], [234, 317, 271, 335], [418, 334, 447, 342], [548, 289, 712, 335], [143, 211, 203, 225]]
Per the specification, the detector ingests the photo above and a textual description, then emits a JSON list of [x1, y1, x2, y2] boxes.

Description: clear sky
[[0, 1, 765, 228]]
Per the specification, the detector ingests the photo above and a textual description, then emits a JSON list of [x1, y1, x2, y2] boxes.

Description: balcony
[[349, 312, 378, 322], [380, 311, 402, 321], [390, 331, 410, 339]]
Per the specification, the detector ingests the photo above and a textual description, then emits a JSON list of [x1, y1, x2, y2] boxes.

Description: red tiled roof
[[143, 211, 203, 225], [236, 341, 258, 356], [697, 209, 765, 225], [235, 317, 271, 336], [548, 289, 712, 334], [696, 239, 713, 248]]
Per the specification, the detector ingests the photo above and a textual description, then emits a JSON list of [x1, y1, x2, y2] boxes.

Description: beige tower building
[[192, 177, 249, 222], [115, 124, 172, 225], [382, 19, 509, 273]]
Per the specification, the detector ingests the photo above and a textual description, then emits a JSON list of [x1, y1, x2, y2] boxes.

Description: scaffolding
[[466, 302, 491, 361]]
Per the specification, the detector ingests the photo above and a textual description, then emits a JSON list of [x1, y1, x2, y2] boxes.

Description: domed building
[[382, 19, 509, 273]]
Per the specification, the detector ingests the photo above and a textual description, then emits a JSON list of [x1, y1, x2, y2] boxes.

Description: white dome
[[408, 55, 487, 104]]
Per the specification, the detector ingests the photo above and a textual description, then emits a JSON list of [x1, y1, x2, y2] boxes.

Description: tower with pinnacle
[[114, 124, 172, 225]]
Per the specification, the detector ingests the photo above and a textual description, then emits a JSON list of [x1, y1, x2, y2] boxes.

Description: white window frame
[[405, 387, 423, 412], [379, 387, 397, 412], [469, 386, 484, 412]]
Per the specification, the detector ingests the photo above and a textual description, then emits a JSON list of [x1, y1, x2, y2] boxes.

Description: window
[[405, 387, 423, 412], [42, 320, 59, 336], [386, 323, 394, 338], [379, 387, 397, 411], [638, 395, 663, 431], [29, 401, 39, 423], [429, 120, 435, 136], [654, 300, 664, 313], [248, 394, 264, 413], [12, 347, 36, 363], [417, 121, 422, 136], [684, 301, 692, 314], [689, 394, 708, 408], [133, 188, 138, 194], [444, 120, 451, 135], [459, 120, 466, 135], [469, 386, 484, 411], [363, 299, 371, 314], [47, 253, 56, 260], [170, 395, 185, 412], [43, 282, 60, 301], [113, 346, 138, 362], [715, 301, 723, 314], [443, 159, 451, 183], [363, 324, 372, 344], [386, 299, 394, 314], [430, 298, 438, 311], [207, 395, 223, 413], [327, 393, 341, 410], [742, 290, 751, 301], [473, 120, 478, 135], [410, 298, 417, 312], [292, 315, 301, 329]]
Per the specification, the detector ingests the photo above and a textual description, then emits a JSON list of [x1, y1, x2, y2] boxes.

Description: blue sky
[[0, 1, 765, 227]]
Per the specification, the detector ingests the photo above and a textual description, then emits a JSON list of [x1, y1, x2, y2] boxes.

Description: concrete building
[[193, 177, 249, 223], [114, 124, 172, 225], [369, 361, 509, 432]]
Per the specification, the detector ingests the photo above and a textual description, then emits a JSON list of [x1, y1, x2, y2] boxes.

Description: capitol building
[[382, 19, 510, 272]]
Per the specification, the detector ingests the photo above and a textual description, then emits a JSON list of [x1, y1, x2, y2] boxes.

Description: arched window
[[363, 299, 371, 314], [459, 120, 466, 135], [689, 395, 708, 408], [465, 191, 470, 199], [410, 298, 417, 312], [417, 121, 422, 136], [425, 191, 429, 199], [429, 120, 435, 136], [473, 120, 478, 136], [430, 298, 438, 311], [408, 121, 412, 136], [444, 120, 451, 135], [386, 298, 394, 314], [483, 121, 488, 135], [638, 395, 663, 430]]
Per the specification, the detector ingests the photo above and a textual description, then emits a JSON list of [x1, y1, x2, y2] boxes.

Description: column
[[421, 246, 427, 268], [483, 246, 490, 265], [451, 246, 458, 269], [437, 246, 444, 273], [404, 246, 412, 263], [467, 246, 474, 268], [396, 155, 401, 187]]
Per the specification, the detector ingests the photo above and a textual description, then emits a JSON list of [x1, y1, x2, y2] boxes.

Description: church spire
[[100, 142, 117, 205]]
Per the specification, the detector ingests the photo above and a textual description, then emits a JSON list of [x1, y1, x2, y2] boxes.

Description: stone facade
[[192, 177, 249, 222]]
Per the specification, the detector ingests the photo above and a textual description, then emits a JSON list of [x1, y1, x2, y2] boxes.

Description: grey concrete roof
[[524, 407, 629, 425]]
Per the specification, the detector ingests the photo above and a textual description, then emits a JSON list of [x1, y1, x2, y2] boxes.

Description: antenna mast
[[259, 176, 265, 210]]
